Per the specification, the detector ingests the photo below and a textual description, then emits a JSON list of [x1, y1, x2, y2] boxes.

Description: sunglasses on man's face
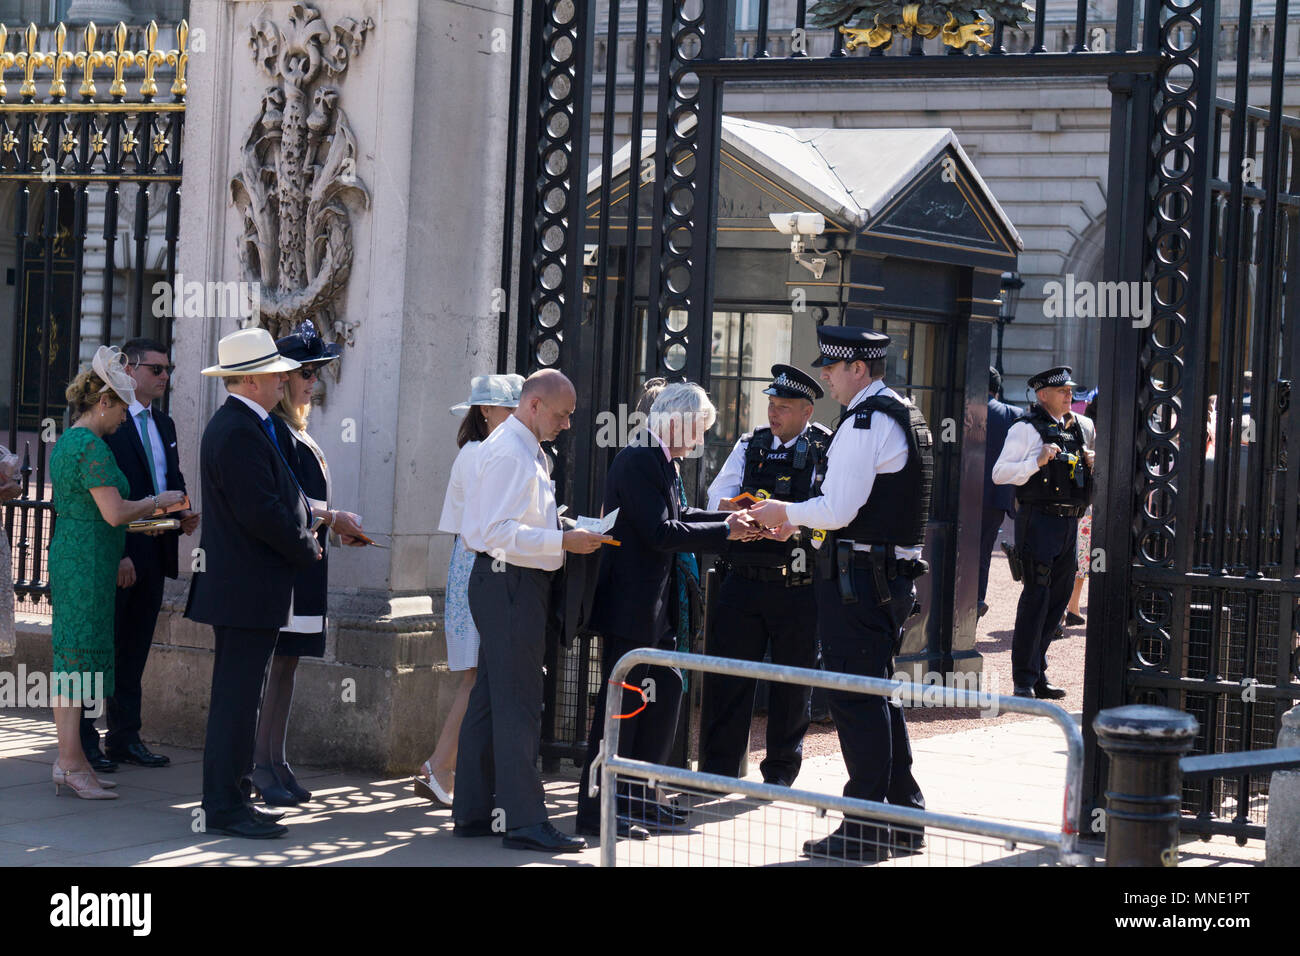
[[134, 363, 174, 376]]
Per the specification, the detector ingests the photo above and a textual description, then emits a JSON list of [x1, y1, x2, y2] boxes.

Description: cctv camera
[[768, 212, 826, 236]]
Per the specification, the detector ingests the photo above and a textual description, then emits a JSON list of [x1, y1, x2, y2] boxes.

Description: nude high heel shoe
[[53, 763, 119, 800]]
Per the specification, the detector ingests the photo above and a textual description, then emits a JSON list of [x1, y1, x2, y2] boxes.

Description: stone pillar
[[1265, 705, 1300, 866], [151, 0, 517, 771]]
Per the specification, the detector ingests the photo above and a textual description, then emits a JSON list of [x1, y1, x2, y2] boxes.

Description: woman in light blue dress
[[413, 374, 524, 805]]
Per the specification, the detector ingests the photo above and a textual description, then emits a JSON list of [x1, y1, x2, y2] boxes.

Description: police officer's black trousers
[[699, 573, 816, 783], [815, 568, 925, 842], [575, 633, 683, 829], [1011, 509, 1079, 690]]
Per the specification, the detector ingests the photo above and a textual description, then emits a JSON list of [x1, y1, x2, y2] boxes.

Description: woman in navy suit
[[247, 321, 367, 806]]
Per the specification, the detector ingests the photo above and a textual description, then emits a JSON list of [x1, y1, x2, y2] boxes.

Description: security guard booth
[[582, 116, 1023, 686]]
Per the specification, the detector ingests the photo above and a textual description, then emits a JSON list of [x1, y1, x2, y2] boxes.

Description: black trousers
[[815, 568, 925, 841], [201, 625, 279, 824], [978, 505, 1015, 604], [80, 563, 166, 755], [1011, 509, 1079, 689], [575, 632, 683, 829], [699, 572, 815, 783], [453, 558, 553, 831]]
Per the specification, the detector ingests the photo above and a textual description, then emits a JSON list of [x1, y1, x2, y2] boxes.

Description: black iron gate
[[3, 20, 187, 615], [501, 0, 1299, 840]]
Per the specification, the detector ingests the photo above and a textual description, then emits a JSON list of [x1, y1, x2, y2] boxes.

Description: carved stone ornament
[[230, 4, 373, 381]]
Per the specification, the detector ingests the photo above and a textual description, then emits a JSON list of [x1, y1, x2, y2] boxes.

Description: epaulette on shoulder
[[809, 421, 833, 436]]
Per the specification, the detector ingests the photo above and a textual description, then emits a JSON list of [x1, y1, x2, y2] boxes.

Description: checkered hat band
[[772, 373, 814, 399], [819, 343, 887, 361]]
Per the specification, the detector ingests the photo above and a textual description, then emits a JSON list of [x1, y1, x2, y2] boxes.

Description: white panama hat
[[450, 373, 526, 416], [202, 327, 302, 377]]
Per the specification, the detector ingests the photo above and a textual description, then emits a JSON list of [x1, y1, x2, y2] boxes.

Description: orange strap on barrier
[[610, 680, 649, 719]]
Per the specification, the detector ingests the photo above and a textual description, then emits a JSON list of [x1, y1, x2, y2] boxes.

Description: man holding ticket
[[574, 382, 765, 840]]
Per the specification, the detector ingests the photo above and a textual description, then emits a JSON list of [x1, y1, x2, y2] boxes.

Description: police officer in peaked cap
[[750, 326, 931, 862], [699, 364, 833, 788], [991, 365, 1094, 699]]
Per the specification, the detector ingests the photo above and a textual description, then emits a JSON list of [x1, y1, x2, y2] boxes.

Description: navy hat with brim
[[763, 363, 824, 402], [1028, 365, 1077, 390], [276, 320, 342, 366], [810, 325, 890, 368]]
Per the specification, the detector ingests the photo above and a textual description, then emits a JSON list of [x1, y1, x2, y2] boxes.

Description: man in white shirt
[[992, 365, 1095, 699], [750, 326, 931, 862], [453, 368, 609, 853]]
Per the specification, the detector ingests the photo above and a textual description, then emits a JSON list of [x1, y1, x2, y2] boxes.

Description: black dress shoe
[[802, 830, 891, 863], [977, 601, 990, 618], [1033, 680, 1067, 700], [618, 799, 689, 831], [85, 751, 118, 774], [210, 815, 288, 839], [249, 763, 300, 806], [502, 822, 587, 852], [105, 742, 170, 767], [576, 818, 650, 841], [249, 804, 287, 822], [1065, 611, 1085, 627], [453, 819, 495, 837], [1012, 686, 1035, 698], [891, 827, 926, 855], [762, 776, 794, 788]]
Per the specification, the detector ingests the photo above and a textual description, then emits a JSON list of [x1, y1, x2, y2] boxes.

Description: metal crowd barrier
[[595, 648, 1091, 867]]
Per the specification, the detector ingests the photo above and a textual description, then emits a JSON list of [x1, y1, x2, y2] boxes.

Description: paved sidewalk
[[0, 707, 1262, 867]]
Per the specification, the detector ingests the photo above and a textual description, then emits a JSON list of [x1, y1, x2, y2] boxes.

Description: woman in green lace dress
[[49, 347, 185, 800]]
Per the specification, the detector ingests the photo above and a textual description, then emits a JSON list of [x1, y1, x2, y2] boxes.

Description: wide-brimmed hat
[[450, 374, 526, 416], [92, 345, 137, 405], [276, 320, 342, 366], [202, 328, 302, 377]]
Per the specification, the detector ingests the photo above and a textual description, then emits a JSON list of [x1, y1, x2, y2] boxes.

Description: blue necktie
[[260, 415, 311, 514]]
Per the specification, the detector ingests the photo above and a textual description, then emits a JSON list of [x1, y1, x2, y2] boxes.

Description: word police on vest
[[49, 886, 151, 936]]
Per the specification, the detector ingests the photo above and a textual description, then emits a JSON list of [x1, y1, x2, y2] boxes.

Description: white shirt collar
[[848, 379, 888, 408], [230, 392, 270, 421], [128, 399, 148, 418], [503, 413, 544, 454]]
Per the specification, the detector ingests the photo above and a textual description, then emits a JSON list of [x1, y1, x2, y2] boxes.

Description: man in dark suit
[[185, 328, 320, 839], [79, 338, 200, 773], [574, 382, 762, 838], [979, 367, 1022, 617]]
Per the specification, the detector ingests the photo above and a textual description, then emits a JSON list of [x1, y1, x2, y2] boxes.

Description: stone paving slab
[[0, 708, 1264, 867]]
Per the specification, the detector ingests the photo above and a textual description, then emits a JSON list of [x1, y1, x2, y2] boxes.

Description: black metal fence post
[[1094, 705, 1199, 866]]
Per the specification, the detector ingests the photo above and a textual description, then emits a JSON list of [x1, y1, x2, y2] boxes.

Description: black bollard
[[1094, 705, 1199, 867]]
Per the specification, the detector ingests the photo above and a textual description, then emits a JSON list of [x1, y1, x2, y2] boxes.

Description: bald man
[[453, 369, 609, 853]]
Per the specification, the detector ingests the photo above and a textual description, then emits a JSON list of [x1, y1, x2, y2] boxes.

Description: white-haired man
[[574, 382, 764, 839]]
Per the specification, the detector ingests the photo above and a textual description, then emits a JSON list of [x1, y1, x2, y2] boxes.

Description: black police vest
[[1015, 405, 1094, 513], [730, 423, 831, 567], [740, 423, 832, 502], [836, 394, 933, 548]]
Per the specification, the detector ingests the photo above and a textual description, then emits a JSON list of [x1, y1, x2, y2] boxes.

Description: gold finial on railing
[[167, 19, 189, 97], [104, 21, 131, 97], [48, 22, 75, 98], [136, 20, 166, 98], [0, 25, 14, 99], [17, 23, 42, 98], [76, 22, 106, 98]]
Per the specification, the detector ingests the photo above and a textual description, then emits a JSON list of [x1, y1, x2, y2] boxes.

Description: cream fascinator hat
[[92, 346, 137, 405]]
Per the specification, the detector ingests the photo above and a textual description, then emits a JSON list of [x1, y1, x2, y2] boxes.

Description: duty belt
[[725, 560, 813, 588], [1025, 502, 1087, 518]]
